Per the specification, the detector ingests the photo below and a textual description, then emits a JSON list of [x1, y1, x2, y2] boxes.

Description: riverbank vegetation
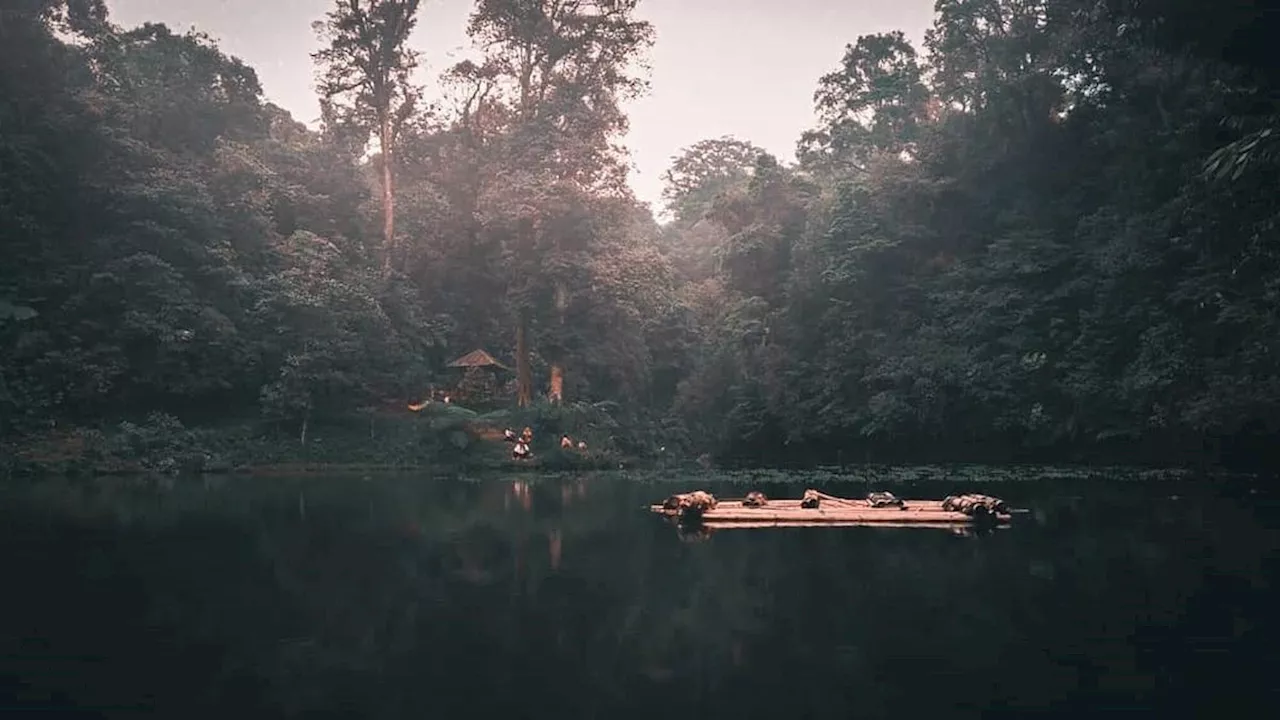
[[3, 0, 1278, 475]]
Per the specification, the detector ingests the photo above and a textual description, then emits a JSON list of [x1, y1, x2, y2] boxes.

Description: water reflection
[[0, 473, 1275, 719]]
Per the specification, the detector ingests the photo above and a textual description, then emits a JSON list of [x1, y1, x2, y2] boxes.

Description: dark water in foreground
[[1, 469, 1277, 719]]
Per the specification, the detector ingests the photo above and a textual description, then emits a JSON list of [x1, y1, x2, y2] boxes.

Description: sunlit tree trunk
[[509, 37, 538, 409], [549, 363, 563, 404], [548, 281, 567, 403], [379, 114, 396, 270], [516, 314, 532, 406]]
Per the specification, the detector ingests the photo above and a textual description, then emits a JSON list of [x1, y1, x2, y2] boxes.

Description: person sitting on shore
[[512, 441, 531, 460], [560, 434, 573, 449], [503, 428, 517, 442]]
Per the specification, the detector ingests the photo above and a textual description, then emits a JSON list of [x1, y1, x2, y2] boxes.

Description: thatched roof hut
[[445, 349, 510, 404], [447, 349, 511, 371]]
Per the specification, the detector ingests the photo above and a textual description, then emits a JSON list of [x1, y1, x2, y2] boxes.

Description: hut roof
[[447, 348, 511, 371]]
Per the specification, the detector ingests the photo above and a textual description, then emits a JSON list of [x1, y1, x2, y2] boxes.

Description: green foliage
[[103, 412, 220, 474], [800, 30, 929, 168], [312, 0, 421, 143], [5, 0, 1280, 472], [661, 0, 1280, 468], [0, 5, 438, 449], [660, 136, 765, 223]]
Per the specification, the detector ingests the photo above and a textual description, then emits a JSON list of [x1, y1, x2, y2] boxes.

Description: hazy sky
[[106, 0, 937, 213]]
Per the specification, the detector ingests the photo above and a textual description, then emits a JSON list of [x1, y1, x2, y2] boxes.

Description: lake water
[[1, 468, 1276, 718]]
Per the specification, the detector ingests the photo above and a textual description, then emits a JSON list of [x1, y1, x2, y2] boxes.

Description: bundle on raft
[[661, 490, 718, 520], [941, 493, 1009, 517], [652, 489, 1015, 528]]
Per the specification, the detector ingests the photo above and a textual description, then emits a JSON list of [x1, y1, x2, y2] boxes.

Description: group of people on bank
[[502, 426, 587, 460]]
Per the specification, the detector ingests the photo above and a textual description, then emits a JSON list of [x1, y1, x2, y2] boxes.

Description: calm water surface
[[1, 469, 1276, 719]]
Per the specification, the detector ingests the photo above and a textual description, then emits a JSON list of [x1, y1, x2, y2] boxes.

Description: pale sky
[[106, 0, 937, 214]]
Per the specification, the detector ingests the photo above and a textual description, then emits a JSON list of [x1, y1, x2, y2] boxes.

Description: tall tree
[[459, 0, 654, 405], [312, 0, 423, 270], [660, 136, 765, 223], [798, 31, 930, 172], [655, 136, 767, 283]]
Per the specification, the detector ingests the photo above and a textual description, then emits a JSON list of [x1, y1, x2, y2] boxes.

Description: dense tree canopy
[[2, 0, 1278, 469]]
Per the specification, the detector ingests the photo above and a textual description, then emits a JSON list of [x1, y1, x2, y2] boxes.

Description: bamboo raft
[[650, 490, 1017, 529]]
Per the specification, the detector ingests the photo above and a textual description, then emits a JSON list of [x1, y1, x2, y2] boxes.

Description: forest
[[2, 0, 1279, 473]]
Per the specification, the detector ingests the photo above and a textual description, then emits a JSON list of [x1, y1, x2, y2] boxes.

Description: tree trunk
[[549, 363, 563, 404], [380, 117, 396, 271], [549, 280, 567, 404], [516, 315, 532, 407]]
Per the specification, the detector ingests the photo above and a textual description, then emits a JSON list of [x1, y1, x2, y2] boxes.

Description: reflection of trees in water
[[550, 529, 562, 570], [0, 476, 1275, 717], [0, 474, 636, 714]]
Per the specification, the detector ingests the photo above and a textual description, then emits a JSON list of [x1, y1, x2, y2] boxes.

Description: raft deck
[[682, 520, 1006, 532], [650, 496, 1014, 527]]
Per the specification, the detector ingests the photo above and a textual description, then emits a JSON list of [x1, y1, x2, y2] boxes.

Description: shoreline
[[1, 453, 1255, 485]]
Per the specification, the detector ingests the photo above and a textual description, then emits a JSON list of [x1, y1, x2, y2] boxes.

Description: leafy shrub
[[104, 412, 221, 473]]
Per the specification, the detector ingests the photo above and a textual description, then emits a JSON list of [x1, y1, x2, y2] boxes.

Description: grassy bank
[[1, 400, 675, 480]]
